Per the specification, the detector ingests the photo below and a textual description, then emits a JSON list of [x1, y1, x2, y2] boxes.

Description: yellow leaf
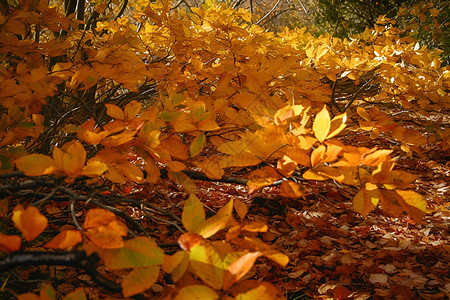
[[0, 232, 21, 252], [62, 288, 86, 300], [313, 105, 331, 143], [197, 198, 234, 238], [396, 190, 427, 223], [235, 282, 285, 300], [43, 230, 82, 250], [277, 155, 297, 177], [352, 184, 380, 217], [302, 169, 328, 181], [15, 154, 56, 176], [189, 243, 224, 289], [327, 112, 347, 139], [378, 189, 404, 217], [182, 194, 206, 233], [121, 266, 160, 298], [174, 285, 219, 300], [12, 204, 48, 241], [124, 100, 141, 120], [81, 160, 108, 177], [310, 144, 326, 167], [83, 208, 117, 229], [105, 104, 125, 120]]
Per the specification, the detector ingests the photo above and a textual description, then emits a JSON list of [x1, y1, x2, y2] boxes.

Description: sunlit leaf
[[313, 105, 331, 143], [12, 204, 48, 241], [173, 285, 219, 300], [396, 190, 427, 223], [223, 252, 261, 290], [81, 160, 108, 177], [234, 282, 285, 300], [197, 198, 233, 238], [121, 266, 160, 297], [353, 183, 380, 217], [189, 243, 224, 289], [327, 112, 347, 139]]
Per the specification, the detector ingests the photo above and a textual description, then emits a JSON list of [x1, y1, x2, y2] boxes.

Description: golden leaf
[[313, 105, 331, 143], [12, 204, 48, 241], [15, 154, 56, 176]]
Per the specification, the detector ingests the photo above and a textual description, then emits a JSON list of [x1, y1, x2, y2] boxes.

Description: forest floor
[[2, 106, 449, 300]]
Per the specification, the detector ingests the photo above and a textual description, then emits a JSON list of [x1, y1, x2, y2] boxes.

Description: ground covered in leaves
[[1, 107, 449, 300]]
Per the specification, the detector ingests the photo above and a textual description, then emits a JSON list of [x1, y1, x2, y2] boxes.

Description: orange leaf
[[233, 198, 248, 220], [121, 266, 160, 297], [247, 167, 281, 193], [223, 252, 261, 290], [85, 224, 126, 249], [105, 104, 125, 120], [44, 230, 82, 250], [280, 181, 305, 198], [313, 105, 331, 143], [0, 232, 21, 252], [83, 208, 117, 228], [124, 100, 141, 120], [62, 141, 87, 175], [12, 204, 48, 241], [15, 154, 56, 176]]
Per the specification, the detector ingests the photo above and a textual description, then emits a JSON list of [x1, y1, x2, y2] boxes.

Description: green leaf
[[190, 132, 206, 157], [103, 237, 164, 269]]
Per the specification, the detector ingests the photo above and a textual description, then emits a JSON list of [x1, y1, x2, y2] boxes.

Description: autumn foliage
[[0, 0, 448, 298]]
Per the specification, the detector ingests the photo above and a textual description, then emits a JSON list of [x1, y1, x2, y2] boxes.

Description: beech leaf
[[313, 105, 331, 143]]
